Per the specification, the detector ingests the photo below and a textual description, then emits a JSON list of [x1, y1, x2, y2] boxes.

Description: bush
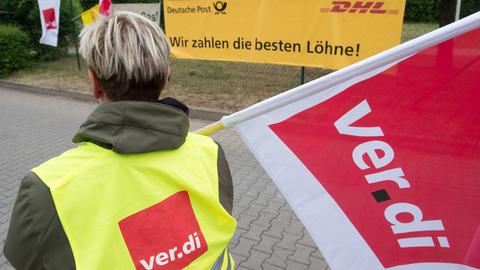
[[404, 0, 439, 22], [0, 25, 33, 77], [461, 0, 480, 18], [405, 0, 480, 22], [0, 0, 82, 61]]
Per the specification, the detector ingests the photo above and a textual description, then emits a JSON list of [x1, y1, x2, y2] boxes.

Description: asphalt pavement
[[0, 86, 329, 270]]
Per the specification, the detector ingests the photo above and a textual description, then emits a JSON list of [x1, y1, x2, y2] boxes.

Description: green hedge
[[0, 0, 82, 61], [405, 0, 480, 22], [461, 0, 480, 18], [0, 25, 33, 77], [404, 0, 439, 22]]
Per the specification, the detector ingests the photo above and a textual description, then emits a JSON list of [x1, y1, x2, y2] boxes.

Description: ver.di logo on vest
[[119, 191, 208, 270], [139, 232, 204, 270]]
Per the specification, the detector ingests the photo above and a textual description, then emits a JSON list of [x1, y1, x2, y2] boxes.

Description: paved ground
[[0, 87, 329, 270]]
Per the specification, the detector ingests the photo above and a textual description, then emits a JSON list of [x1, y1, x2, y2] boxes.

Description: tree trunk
[[439, 0, 457, 26]]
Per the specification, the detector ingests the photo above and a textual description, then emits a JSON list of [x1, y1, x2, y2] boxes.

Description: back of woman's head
[[79, 11, 170, 101]]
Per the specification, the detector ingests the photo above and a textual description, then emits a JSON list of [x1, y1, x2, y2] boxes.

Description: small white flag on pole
[[37, 0, 61, 47]]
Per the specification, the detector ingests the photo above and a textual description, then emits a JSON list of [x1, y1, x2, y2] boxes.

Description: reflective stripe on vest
[[32, 133, 237, 270], [211, 250, 233, 270]]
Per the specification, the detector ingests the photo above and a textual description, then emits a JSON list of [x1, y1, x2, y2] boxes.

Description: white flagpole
[[195, 11, 480, 136], [455, 0, 462, 21]]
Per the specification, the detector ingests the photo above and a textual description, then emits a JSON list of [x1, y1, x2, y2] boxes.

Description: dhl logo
[[320, 1, 400, 15]]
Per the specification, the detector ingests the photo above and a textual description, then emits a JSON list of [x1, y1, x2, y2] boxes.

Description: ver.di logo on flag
[[42, 8, 57, 30], [268, 30, 480, 269]]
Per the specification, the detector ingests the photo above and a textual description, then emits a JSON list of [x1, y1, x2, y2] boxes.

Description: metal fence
[[163, 2, 480, 110], [164, 21, 440, 110], [1, 1, 479, 110]]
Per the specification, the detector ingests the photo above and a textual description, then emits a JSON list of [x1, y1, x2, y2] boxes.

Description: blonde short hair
[[79, 11, 170, 101]]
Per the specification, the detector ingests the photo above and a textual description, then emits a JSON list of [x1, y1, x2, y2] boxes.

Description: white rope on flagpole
[[220, 11, 480, 129]]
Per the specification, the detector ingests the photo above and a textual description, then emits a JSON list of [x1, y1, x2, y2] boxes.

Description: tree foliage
[[0, 0, 82, 60], [405, 0, 479, 22], [0, 25, 33, 77]]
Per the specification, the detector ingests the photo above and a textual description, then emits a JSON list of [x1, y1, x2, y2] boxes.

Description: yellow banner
[[81, 5, 99, 26], [164, 0, 406, 69]]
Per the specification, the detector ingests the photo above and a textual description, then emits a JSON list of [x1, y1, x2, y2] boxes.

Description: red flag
[[235, 26, 480, 270], [99, 0, 112, 17]]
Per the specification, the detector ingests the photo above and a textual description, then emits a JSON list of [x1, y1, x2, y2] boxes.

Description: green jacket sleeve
[[216, 142, 234, 215], [3, 172, 75, 270]]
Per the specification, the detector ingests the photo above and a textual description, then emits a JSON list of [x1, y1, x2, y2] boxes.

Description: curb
[[0, 80, 231, 121]]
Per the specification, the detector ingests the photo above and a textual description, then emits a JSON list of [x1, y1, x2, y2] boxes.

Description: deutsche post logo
[[213, 1, 227, 14], [321, 1, 400, 14]]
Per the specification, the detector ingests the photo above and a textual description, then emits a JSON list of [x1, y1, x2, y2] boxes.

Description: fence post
[[160, 0, 165, 32], [69, 0, 81, 71], [300, 66, 305, 85]]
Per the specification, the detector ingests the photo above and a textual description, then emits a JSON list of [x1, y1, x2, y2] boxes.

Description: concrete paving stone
[[242, 203, 265, 218], [262, 185, 279, 197], [275, 232, 299, 251], [232, 205, 247, 217], [229, 227, 247, 248], [251, 194, 271, 206], [253, 212, 277, 227], [236, 194, 256, 209], [236, 213, 257, 230], [265, 247, 295, 268], [261, 263, 285, 270], [264, 220, 290, 239], [309, 256, 329, 270], [289, 244, 316, 264], [262, 200, 285, 215], [0, 87, 328, 269], [231, 254, 247, 269], [271, 191, 288, 203], [286, 219, 306, 236], [253, 235, 280, 254], [286, 259, 309, 270], [242, 223, 268, 241], [297, 229, 318, 248], [273, 210, 294, 225], [311, 248, 327, 260], [231, 237, 258, 257], [239, 249, 270, 270], [233, 186, 249, 199], [252, 176, 269, 189]]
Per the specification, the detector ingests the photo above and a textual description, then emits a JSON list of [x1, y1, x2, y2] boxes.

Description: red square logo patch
[[119, 191, 208, 270], [42, 8, 57, 30]]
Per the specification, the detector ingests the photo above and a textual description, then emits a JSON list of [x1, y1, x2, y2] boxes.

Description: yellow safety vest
[[32, 133, 237, 270]]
